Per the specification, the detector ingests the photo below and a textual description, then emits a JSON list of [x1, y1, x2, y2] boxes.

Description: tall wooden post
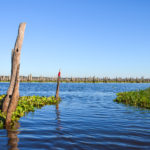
[[55, 70, 61, 100], [2, 23, 26, 113]]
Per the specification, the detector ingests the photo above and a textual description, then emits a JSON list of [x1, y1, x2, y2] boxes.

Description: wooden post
[[6, 65, 20, 125], [2, 23, 26, 113], [55, 70, 61, 100]]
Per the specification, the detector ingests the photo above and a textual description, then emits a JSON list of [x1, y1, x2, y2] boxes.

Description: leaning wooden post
[[55, 70, 61, 100], [2, 23, 26, 113]]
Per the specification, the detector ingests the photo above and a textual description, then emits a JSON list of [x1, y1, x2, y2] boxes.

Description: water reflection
[[55, 104, 62, 131], [7, 122, 20, 150], [5, 104, 61, 150]]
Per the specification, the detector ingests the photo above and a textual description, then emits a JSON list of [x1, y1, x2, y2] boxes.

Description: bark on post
[[6, 65, 20, 126], [2, 23, 26, 113], [11, 49, 15, 78], [55, 70, 61, 100]]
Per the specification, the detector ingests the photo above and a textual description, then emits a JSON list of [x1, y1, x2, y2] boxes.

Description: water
[[0, 83, 150, 150]]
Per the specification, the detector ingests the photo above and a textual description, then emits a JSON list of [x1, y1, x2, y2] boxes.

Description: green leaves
[[0, 120, 4, 129], [0, 95, 60, 129], [114, 88, 150, 109]]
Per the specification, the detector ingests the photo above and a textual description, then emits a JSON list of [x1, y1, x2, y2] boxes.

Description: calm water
[[0, 83, 150, 150]]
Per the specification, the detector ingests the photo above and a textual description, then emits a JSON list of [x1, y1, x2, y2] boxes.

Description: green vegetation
[[114, 88, 150, 109], [0, 95, 60, 129]]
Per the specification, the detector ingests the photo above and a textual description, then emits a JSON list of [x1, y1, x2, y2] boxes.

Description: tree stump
[[6, 65, 20, 125], [2, 23, 26, 115]]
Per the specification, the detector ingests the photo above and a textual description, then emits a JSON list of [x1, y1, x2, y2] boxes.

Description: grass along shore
[[114, 88, 150, 109], [0, 95, 60, 129]]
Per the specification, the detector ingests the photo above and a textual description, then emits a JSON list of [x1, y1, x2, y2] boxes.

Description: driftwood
[[2, 23, 26, 113]]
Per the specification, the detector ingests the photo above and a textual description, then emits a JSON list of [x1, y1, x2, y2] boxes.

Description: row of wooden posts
[[2, 23, 60, 126]]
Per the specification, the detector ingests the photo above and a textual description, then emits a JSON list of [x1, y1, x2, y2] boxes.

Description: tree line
[[0, 75, 150, 83]]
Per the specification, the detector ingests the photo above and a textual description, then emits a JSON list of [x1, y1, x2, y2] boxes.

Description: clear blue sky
[[0, 0, 150, 78]]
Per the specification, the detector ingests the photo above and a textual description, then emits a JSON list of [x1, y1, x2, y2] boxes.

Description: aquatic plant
[[114, 88, 150, 109], [0, 95, 60, 129]]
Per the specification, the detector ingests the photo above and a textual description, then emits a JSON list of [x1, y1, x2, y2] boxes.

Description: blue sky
[[0, 0, 150, 77]]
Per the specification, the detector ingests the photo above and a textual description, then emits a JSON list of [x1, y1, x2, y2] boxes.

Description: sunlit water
[[0, 83, 150, 150]]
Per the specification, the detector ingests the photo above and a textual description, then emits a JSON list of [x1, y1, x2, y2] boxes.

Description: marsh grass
[[114, 88, 150, 109], [0, 95, 60, 129]]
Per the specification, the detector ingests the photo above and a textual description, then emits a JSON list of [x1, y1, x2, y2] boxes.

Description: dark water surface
[[0, 83, 150, 150]]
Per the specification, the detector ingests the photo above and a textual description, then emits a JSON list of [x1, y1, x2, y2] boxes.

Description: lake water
[[0, 83, 150, 150]]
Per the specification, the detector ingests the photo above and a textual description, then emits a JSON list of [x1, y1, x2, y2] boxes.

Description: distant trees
[[0, 75, 150, 83]]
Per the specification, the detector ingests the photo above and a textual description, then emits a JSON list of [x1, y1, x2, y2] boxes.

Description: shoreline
[[1, 81, 150, 83], [0, 76, 150, 83]]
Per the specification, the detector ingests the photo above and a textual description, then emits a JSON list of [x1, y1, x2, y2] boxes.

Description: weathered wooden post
[[6, 65, 20, 125], [2, 23, 26, 115], [55, 70, 61, 100]]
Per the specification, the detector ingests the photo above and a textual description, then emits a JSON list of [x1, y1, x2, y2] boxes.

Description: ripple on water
[[0, 83, 150, 150]]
